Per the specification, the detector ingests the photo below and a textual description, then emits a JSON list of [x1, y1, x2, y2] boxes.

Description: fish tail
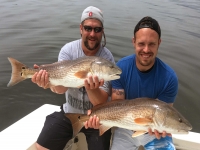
[[7, 57, 28, 87], [65, 113, 89, 137]]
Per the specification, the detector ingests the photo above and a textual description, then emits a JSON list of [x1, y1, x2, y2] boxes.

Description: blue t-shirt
[[112, 54, 178, 103]]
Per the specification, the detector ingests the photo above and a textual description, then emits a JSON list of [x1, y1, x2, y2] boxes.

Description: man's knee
[[35, 142, 49, 150]]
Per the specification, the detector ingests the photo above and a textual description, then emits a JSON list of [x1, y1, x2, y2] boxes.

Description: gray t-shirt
[[58, 39, 115, 114]]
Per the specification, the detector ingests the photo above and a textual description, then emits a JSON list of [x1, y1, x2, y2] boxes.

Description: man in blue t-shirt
[[110, 16, 178, 150], [86, 16, 178, 150]]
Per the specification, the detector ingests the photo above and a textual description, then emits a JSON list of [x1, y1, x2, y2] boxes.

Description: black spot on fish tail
[[7, 57, 28, 87]]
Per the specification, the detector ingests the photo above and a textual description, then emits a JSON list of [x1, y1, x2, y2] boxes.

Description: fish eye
[[110, 65, 114, 68], [22, 66, 26, 69], [179, 118, 182, 123]]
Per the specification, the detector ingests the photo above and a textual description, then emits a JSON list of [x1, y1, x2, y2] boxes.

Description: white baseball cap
[[81, 6, 104, 26]]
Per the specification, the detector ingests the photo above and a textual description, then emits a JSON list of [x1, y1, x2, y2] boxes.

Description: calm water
[[0, 0, 200, 133]]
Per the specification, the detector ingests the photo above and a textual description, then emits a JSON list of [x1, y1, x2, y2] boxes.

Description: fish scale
[[7, 56, 122, 88], [65, 98, 192, 138]]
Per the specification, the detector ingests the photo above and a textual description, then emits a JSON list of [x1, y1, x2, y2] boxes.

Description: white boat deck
[[0, 104, 61, 150], [0, 104, 199, 150]]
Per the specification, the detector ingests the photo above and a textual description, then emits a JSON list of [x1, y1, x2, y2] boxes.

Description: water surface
[[0, 0, 200, 133]]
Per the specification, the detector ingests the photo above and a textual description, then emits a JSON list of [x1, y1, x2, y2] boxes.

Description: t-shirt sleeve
[[101, 50, 115, 64], [158, 73, 178, 103], [111, 61, 124, 89], [58, 44, 72, 61]]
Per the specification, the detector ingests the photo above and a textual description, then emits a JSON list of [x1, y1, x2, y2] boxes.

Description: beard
[[138, 59, 153, 66], [138, 52, 155, 66], [84, 37, 100, 51]]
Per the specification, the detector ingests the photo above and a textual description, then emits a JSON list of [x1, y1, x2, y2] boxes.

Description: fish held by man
[[65, 98, 192, 138], [7, 56, 122, 88]]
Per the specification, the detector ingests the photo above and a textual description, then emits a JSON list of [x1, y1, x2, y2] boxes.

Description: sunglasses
[[83, 26, 103, 33]]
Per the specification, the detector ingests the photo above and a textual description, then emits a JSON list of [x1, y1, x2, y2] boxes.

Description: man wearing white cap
[[32, 6, 113, 150]]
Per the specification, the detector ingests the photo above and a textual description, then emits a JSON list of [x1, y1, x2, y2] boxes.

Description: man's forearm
[[86, 88, 108, 106], [50, 85, 68, 94]]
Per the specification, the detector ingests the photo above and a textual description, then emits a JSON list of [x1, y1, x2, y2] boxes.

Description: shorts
[[37, 108, 111, 150], [110, 128, 175, 150]]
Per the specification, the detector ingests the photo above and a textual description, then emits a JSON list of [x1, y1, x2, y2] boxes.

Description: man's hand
[[84, 75, 104, 90], [148, 128, 172, 139], [83, 75, 108, 106], [84, 110, 100, 129], [31, 64, 50, 89], [31, 64, 68, 94]]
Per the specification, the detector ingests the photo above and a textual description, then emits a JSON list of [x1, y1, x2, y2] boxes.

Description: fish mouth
[[176, 130, 189, 134], [110, 74, 121, 79], [173, 124, 192, 134]]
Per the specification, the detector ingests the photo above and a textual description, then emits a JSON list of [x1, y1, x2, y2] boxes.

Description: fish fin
[[7, 57, 28, 87], [74, 71, 88, 79], [132, 131, 147, 137], [99, 125, 112, 136], [65, 113, 89, 137], [134, 118, 153, 125]]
